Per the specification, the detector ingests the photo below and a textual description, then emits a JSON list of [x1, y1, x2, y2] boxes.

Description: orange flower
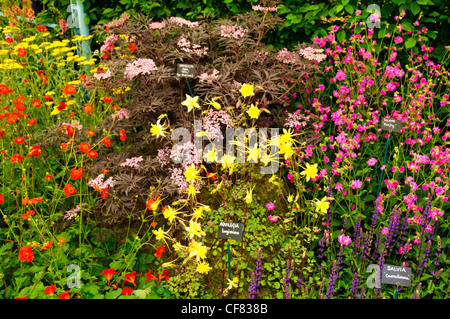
[[83, 104, 93, 114], [22, 210, 35, 220], [32, 99, 41, 108], [128, 43, 137, 51], [100, 268, 117, 286], [28, 118, 37, 126], [60, 143, 68, 150], [45, 174, 53, 180], [63, 84, 76, 95], [70, 168, 85, 180], [150, 221, 157, 227], [18, 246, 34, 262], [14, 136, 25, 144], [78, 74, 87, 82], [44, 285, 56, 297], [145, 271, 156, 282], [121, 288, 133, 297], [86, 130, 95, 137], [88, 150, 98, 159], [102, 169, 110, 174], [58, 237, 66, 245], [146, 195, 161, 211], [122, 271, 138, 287], [101, 137, 111, 147], [37, 25, 48, 32], [59, 291, 70, 299], [79, 142, 90, 153], [119, 129, 126, 141], [63, 184, 77, 197], [41, 241, 53, 251]]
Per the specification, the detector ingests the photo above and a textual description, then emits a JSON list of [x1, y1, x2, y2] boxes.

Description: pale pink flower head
[[338, 233, 352, 246], [367, 158, 377, 166]]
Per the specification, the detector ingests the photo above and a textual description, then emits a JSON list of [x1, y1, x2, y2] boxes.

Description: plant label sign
[[177, 64, 196, 78], [380, 117, 402, 133], [217, 221, 243, 241], [382, 264, 412, 287]]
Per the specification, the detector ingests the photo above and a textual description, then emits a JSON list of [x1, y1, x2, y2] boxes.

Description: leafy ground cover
[[0, 3, 449, 299]]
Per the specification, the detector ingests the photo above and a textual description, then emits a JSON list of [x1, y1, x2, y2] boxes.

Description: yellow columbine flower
[[300, 163, 318, 182], [204, 148, 217, 163], [153, 227, 169, 241], [181, 94, 200, 112], [227, 277, 239, 289], [315, 196, 330, 215], [188, 241, 208, 261], [184, 164, 199, 183], [197, 261, 212, 274], [186, 184, 199, 201], [247, 146, 259, 163], [185, 220, 203, 239], [162, 205, 178, 224], [244, 187, 254, 204], [240, 83, 254, 97], [247, 105, 260, 119]]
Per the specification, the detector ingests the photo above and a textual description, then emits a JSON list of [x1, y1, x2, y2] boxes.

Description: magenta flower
[[268, 215, 278, 222], [338, 234, 352, 246], [266, 202, 276, 210], [336, 70, 346, 81], [349, 179, 362, 190], [367, 158, 377, 166]]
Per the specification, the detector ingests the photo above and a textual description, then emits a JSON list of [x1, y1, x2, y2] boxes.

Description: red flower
[[102, 96, 112, 103], [101, 137, 111, 147], [145, 271, 156, 282], [28, 145, 41, 157], [14, 136, 25, 144], [88, 150, 98, 159], [22, 210, 35, 220], [154, 246, 165, 258], [100, 268, 117, 286], [0, 193, 3, 204], [122, 271, 138, 287], [70, 168, 85, 180], [41, 241, 53, 251], [44, 285, 56, 297], [63, 184, 77, 197], [128, 43, 137, 51], [119, 129, 126, 141], [28, 118, 37, 126], [79, 142, 90, 153], [6, 37, 13, 43], [45, 174, 53, 180], [58, 101, 67, 111], [121, 288, 134, 297], [66, 125, 75, 137], [158, 270, 170, 281], [17, 48, 27, 58], [32, 99, 41, 108], [18, 246, 34, 262], [10, 154, 23, 164], [37, 25, 48, 32], [59, 291, 70, 299], [83, 104, 93, 114], [63, 84, 76, 95]]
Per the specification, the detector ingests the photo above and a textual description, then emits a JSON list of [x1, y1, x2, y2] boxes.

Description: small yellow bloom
[[240, 83, 254, 97], [315, 196, 330, 215], [244, 187, 254, 204], [188, 241, 208, 261], [184, 164, 199, 183], [197, 261, 212, 274], [247, 105, 260, 119], [300, 163, 318, 182], [181, 94, 200, 112]]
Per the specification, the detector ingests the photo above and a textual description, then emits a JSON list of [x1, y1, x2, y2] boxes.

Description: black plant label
[[177, 64, 196, 78], [217, 221, 244, 241], [380, 117, 402, 133]]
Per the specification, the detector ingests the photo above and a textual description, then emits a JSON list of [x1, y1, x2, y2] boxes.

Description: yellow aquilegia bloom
[[184, 164, 199, 183], [300, 163, 318, 182], [181, 94, 200, 112], [188, 241, 208, 261], [197, 261, 212, 274], [315, 196, 330, 215], [247, 104, 260, 119]]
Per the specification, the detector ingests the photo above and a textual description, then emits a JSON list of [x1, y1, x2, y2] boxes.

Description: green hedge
[[36, 0, 450, 56]]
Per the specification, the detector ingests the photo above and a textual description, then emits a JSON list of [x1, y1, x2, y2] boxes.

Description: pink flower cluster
[[220, 25, 248, 39], [120, 156, 144, 168], [198, 69, 219, 83], [177, 34, 208, 56], [252, 5, 278, 12], [100, 34, 118, 53], [124, 58, 157, 80], [169, 17, 199, 28], [88, 174, 115, 189], [105, 12, 130, 28]]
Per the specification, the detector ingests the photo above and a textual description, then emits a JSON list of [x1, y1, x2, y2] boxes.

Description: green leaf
[[344, 4, 354, 14], [133, 289, 147, 299], [337, 29, 346, 43], [411, 2, 421, 15], [334, 4, 344, 13], [341, 0, 350, 5], [405, 37, 417, 49], [105, 289, 122, 299]]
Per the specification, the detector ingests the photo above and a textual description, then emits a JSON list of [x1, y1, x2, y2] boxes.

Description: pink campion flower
[[336, 70, 346, 81], [367, 158, 377, 166], [381, 227, 389, 235], [349, 179, 362, 189], [268, 215, 278, 222], [335, 183, 343, 192], [338, 233, 352, 246], [266, 202, 276, 210], [394, 36, 403, 44], [332, 25, 339, 33]]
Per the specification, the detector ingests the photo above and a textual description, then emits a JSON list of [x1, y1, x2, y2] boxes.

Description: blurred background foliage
[[31, 0, 449, 58]]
